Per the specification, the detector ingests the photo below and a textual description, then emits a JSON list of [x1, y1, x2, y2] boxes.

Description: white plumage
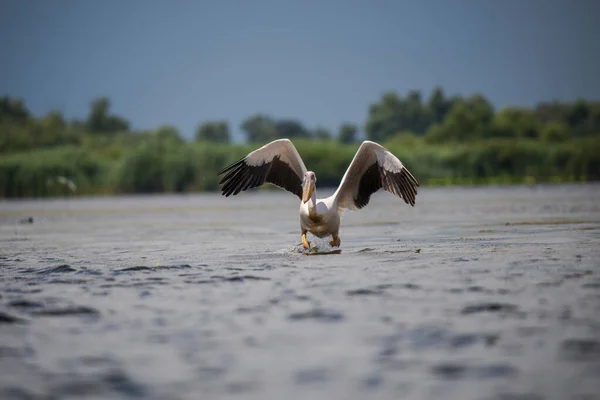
[[218, 139, 419, 249]]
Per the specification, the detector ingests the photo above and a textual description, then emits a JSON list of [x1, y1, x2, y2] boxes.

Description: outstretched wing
[[217, 139, 307, 199], [334, 141, 420, 210]]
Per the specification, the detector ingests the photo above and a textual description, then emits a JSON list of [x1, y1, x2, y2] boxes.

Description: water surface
[[1, 184, 600, 400]]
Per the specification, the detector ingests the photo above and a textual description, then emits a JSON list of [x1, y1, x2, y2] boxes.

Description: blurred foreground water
[[1, 184, 600, 400]]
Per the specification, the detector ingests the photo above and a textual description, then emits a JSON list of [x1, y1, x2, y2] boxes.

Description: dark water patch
[[288, 308, 344, 322], [184, 279, 214, 285], [362, 374, 383, 390], [431, 362, 517, 380], [402, 283, 421, 290], [48, 278, 88, 285], [449, 333, 499, 349], [476, 363, 518, 378], [375, 283, 421, 291], [0, 346, 33, 358], [196, 365, 227, 381], [8, 300, 44, 309], [142, 279, 169, 286], [431, 363, 466, 379], [116, 266, 152, 272], [561, 338, 600, 361], [41, 264, 76, 273], [461, 302, 519, 315], [53, 380, 110, 398], [12, 276, 33, 281], [304, 249, 342, 256], [376, 284, 394, 290], [467, 285, 493, 293], [178, 272, 204, 277], [99, 283, 133, 288], [452, 257, 478, 262], [582, 281, 600, 289], [383, 248, 421, 254], [236, 305, 268, 314], [3, 288, 43, 294], [0, 310, 28, 324], [159, 264, 192, 270], [103, 369, 148, 398], [0, 387, 42, 400], [130, 281, 166, 288], [295, 367, 330, 384], [484, 334, 500, 347], [184, 275, 270, 284], [377, 325, 473, 357], [407, 326, 449, 350], [359, 248, 376, 252], [346, 288, 386, 297], [537, 280, 563, 287], [377, 332, 403, 359], [211, 275, 271, 282], [563, 271, 593, 280], [31, 306, 100, 317], [251, 263, 282, 271], [115, 264, 193, 273]]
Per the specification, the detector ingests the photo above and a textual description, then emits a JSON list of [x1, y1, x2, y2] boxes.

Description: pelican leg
[[330, 233, 341, 248], [301, 232, 310, 249]]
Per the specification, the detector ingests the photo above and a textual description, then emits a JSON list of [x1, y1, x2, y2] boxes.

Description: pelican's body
[[218, 139, 419, 249], [299, 190, 341, 246]]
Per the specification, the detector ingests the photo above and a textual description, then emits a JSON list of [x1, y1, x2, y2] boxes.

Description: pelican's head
[[302, 171, 317, 203]]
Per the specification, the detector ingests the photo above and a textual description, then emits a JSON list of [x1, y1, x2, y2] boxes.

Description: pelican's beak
[[302, 181, 315, 204]]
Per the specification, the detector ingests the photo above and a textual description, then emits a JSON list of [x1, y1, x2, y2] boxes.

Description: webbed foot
[[302, 233, 310, 249], [329, 234, 341, 248]]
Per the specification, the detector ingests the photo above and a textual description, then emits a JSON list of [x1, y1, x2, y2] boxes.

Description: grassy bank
[[1, 136, 598, 199]]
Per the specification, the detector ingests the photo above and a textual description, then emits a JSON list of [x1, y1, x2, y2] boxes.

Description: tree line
[[0, 88, 599, 198], [2, 87, 599, 152]]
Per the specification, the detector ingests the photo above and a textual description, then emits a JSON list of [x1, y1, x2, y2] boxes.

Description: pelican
[[217, 139, 419, 249]]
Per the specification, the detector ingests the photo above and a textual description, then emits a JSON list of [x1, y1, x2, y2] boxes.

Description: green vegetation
[[1, 89, 599, 198]]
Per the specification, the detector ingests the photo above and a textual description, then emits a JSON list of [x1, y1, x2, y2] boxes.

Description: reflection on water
[[1, 184, 600, 399]]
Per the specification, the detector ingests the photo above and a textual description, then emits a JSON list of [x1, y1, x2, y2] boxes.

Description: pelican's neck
[[307, 189, 318, 217]]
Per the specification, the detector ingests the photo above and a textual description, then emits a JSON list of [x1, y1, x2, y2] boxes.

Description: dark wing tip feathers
[[394, 167, 419, 207], [216, 156, 303, 199], [217, 157, 245, 176], [353, 162, 420, 209]]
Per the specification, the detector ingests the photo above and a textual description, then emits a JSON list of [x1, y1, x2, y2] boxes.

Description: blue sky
[[2, 0, 599, 141]]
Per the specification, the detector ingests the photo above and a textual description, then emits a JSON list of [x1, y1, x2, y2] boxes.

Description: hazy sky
[[2, 0, 599, 140]]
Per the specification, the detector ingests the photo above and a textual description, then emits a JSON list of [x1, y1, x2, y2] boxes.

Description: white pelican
[[217, 139, 419, 249]]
